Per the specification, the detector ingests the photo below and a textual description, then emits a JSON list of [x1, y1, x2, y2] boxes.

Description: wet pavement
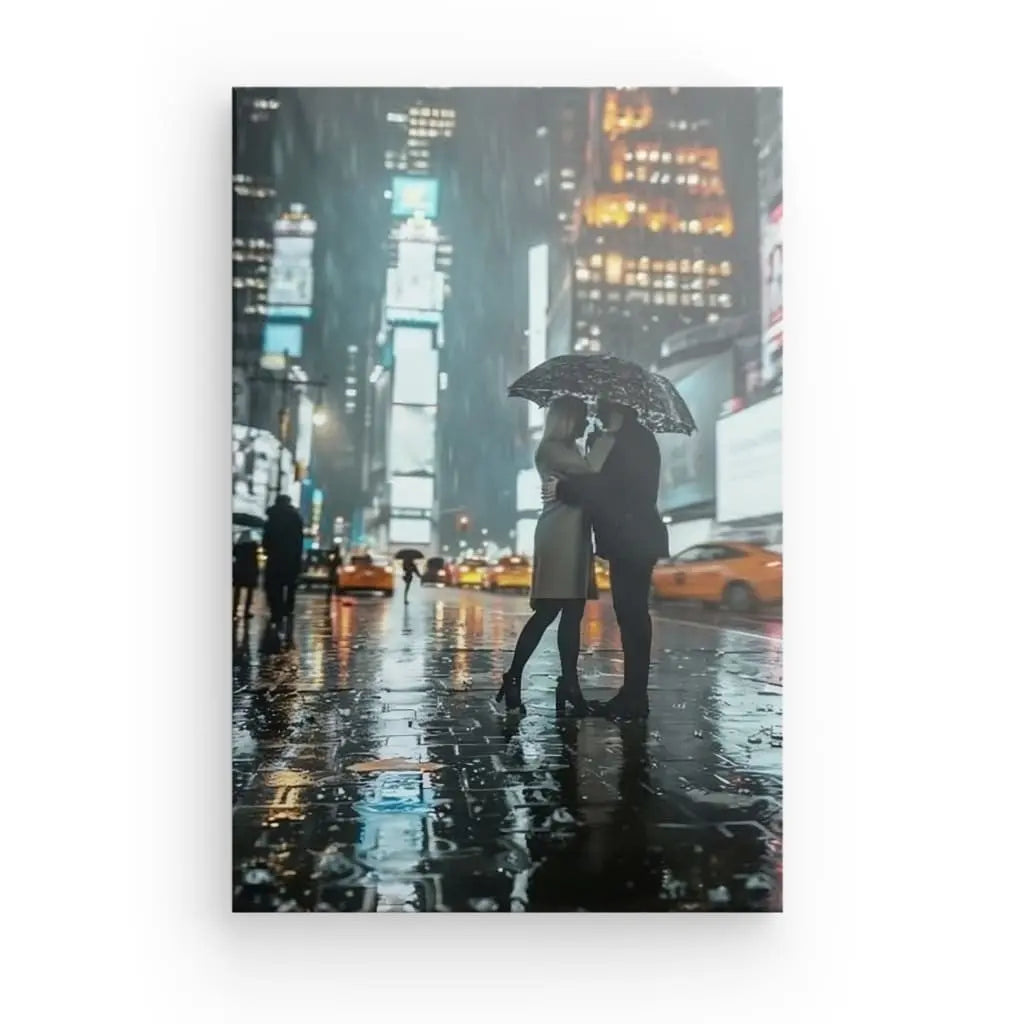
[[232, 587, 782, 912]]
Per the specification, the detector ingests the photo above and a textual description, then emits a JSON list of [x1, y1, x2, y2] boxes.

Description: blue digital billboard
[[262, 323, 303, 359], [391, 176, 439, 219]]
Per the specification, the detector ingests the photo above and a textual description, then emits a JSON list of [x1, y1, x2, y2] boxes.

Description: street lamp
[[313, 407, 328, 428]]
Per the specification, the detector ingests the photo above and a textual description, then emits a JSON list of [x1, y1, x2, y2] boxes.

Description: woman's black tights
[[507, 599, 586, 682]]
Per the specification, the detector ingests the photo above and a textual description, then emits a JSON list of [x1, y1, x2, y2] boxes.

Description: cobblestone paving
[[233, 587, 782, 912]]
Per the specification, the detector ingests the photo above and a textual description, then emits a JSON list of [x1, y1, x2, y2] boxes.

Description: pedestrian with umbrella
[[510, 354, 696, 721], [232, 529, 260, 620], [394, 548, 424, 604]]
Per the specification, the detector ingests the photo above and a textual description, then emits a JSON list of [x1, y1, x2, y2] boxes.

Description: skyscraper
[[566, 88, 753, 370], [232, 89, 280, 417], [363, 92, 456, 552]]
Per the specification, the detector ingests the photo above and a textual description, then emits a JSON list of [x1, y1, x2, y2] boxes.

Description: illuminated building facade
[[363, 93, 456, 552], [232, 89, 280, 367], [569, 88, 752, 370]]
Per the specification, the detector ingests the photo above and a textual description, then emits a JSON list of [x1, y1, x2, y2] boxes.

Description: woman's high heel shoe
[[496, 672, 525, 713], [555, 675, 590, 717]]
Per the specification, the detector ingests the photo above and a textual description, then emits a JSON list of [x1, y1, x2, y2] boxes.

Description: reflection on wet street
[[233, 589, 782, 912]]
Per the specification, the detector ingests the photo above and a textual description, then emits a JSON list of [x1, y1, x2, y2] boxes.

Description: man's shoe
[[554, 675, 592, 717], [600, 691, 649, 721]]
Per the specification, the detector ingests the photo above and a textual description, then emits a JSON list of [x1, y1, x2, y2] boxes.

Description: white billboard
[[715, 394, 782, 523], [516, 468, 542, 513], [267, 235, 314, 313], [295, 395, 314, 474], [388, 405, 436, 475], [515, 518, 537, 557], [390, 517, 432, 545], [527, 244, 548, 431], [232, 425, 293, 519], [760, 202, 783, 384], [390, 475, 434, 511], [392, 326, 438, 405], [386, 236, 443, 323]]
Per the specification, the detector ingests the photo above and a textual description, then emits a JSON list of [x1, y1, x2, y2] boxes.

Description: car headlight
[[385, 566, 393, 574], [344, 566, 356, 574], [495, 567, 504, 573]]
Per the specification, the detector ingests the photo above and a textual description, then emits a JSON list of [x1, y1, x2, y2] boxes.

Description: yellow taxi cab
[[487, 555, 532, 593], [454, 557, 490, 588], [338, 553, 395, 597], [650, 542, 782, 612], [593, 558, 611, 592]]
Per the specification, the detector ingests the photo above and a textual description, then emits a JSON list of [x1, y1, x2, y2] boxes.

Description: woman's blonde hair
[[542, 395, 587, 443]]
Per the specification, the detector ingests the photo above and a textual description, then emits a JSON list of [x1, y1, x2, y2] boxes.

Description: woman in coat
[[497, 395, 598, 716]]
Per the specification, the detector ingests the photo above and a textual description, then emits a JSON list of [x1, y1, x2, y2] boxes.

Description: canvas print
[[232, 87, 782, 912]]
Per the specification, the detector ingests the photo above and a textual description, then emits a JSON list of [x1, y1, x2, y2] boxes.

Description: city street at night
[[231, 87, 785, 914], [233, 588, 781, 912]]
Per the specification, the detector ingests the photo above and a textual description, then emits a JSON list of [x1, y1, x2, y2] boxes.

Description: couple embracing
[[495, 394, 669, 721]]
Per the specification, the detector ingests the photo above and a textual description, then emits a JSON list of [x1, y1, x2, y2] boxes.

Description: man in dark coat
[[262, 495, 305, 628], [543, 399, 668, 719], [232, 530, 260, 619]]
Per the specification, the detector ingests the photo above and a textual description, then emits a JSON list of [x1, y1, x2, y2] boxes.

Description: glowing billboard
[[388, 405, 436, 475], [232, 425, 293, 519], [516, 468, 542, 514], [391, 475, 434, 512], [392, 326, 438, 405], [294, 394, 314, 476], [267, 234, 314, 319], [516, 519, 537, 557], [716, 394, 782, 523], [390, 517, 432, 545], [391, 176, 439, 219], [261, 323, 302, 370], [658, 352, 733, 511]]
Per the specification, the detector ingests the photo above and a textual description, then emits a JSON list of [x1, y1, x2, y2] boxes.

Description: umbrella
[[508, 354, 697, 435], [232, 512, 265, 529], [394, 548, 425, 560]]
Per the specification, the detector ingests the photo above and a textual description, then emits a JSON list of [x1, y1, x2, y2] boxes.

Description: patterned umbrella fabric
[[508, 354, 697, 435]]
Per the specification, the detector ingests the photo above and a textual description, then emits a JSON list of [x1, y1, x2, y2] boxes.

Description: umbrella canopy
[[394, 548, 425, 560], [232, 512, 265, 530], [508, 354, 697, 435]]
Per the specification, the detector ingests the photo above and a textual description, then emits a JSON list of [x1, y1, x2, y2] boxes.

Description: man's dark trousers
[[609, 557, 656, 699]]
